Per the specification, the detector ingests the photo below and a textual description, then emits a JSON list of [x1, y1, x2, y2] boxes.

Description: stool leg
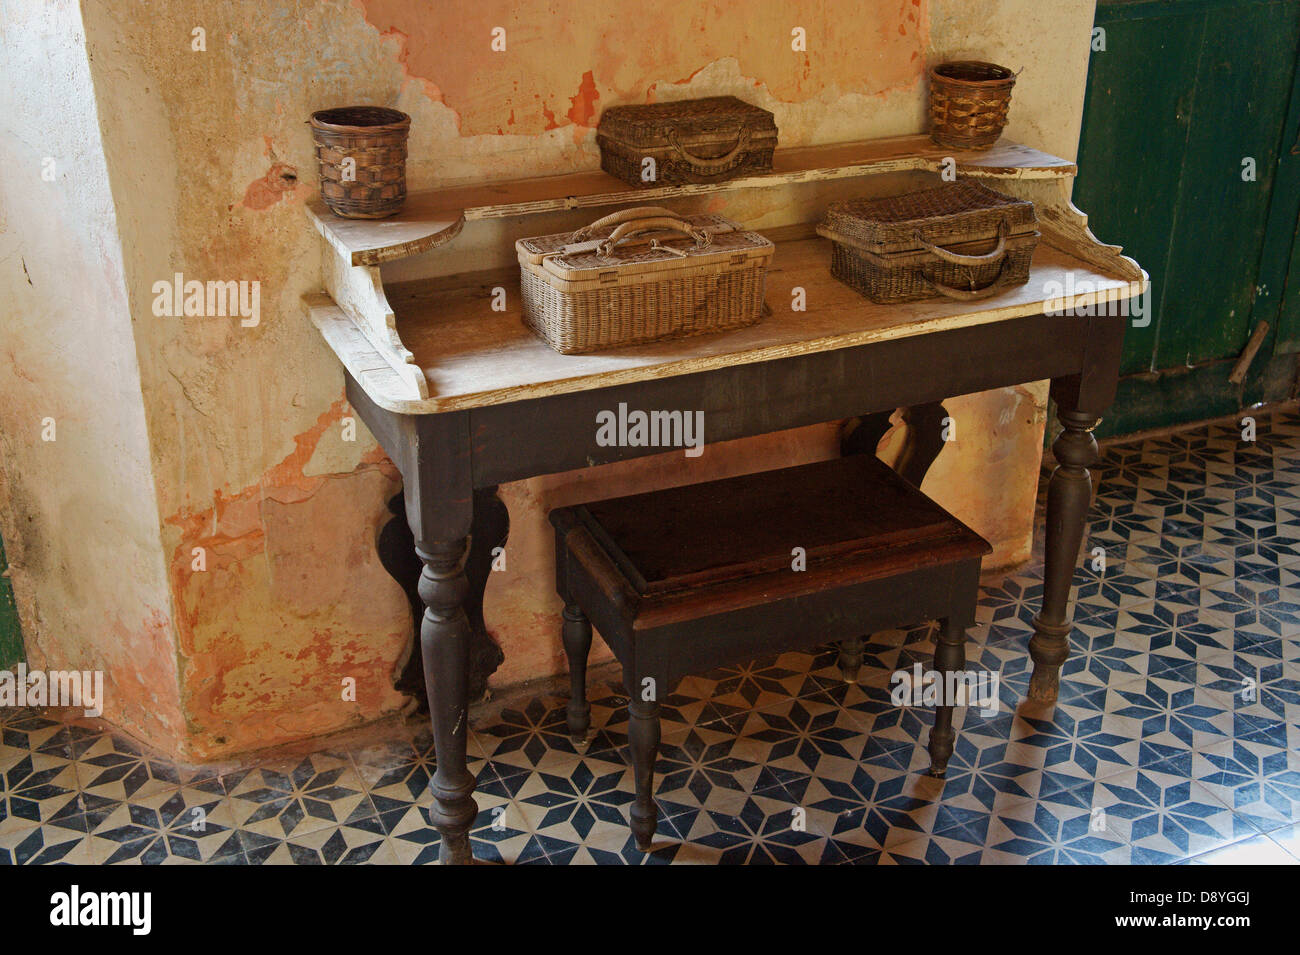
[[561, 602, 592, 745], [837, 635, 865, 683], [928, 617, 966, 778], [627, 694, 660, 851]]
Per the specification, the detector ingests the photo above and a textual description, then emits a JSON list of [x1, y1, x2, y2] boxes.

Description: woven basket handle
[[668, 127, 752, 175], [922, 270, 1008, 300], [570, 207, 682, 242], [921, 256, 1009, 301], [598, 218, 710, 257], [911, 220, 1008, 266]]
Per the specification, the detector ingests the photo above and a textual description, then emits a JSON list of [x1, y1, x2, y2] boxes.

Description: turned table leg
[[378, 488, 505, 708], [1028, 408, 1100, 702], [344, 378, 482, 863], [416, 538, 478, 864]]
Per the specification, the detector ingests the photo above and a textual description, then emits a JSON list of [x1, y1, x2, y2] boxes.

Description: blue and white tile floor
[[3, 408, 1298, 864]]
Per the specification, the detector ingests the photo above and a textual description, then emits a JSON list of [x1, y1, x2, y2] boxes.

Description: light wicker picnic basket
[[516, 207, 774, 354], [816, 181, 1039, 304]]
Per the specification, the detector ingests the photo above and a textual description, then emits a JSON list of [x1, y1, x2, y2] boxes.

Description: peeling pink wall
[[357, 0, 927, 135], [1, 0, 1098, 759]]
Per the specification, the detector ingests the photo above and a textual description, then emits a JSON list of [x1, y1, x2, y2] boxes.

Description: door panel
[[1157, 1, 1300, 366], [1275, 218, 1300, 352], [1267, 57, 1300, 352], [1074, 12, 1203, 376]]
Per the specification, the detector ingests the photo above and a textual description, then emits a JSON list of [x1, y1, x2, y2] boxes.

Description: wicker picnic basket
[[816, 181, 1039, 304], [310, 106, 410, 218], [516, 207, 774, 354], [928, 61, 1016, 149], [597, 96, 778, 187]]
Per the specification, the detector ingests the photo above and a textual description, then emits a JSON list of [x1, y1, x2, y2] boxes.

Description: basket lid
[[597, 96, 777, 149], [516, 211, 772, 282], [823, 181, 1037, 253]]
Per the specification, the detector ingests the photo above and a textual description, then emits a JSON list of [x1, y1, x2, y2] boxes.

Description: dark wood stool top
[[555, 454, 991, 627]]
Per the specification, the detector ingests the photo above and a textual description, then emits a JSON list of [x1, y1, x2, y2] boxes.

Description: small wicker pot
[[928, 61, 1016, 149], [310, 106, 410, 219]]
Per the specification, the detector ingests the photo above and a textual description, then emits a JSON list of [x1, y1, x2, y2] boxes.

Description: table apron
[[467, 311, 1093, 486]]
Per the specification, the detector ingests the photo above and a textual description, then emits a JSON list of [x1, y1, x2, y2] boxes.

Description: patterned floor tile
[[1, 711, 103, 762], [510, 757, 637, 843], [1088, 768, 1248, 863], [225, 753, 374, 841], [678, 790, 828, 864], [1182, 833, 1297, 865], [0, 751, 80, 833], [84, 785, 242, 864], [73, 733, 187, 802], [0, 821, 96, 864], [1190, 737, 1300, 834], [249, 814, 388, 865], [475, 695, 598, 772], [1265, 821, 1300, 860]]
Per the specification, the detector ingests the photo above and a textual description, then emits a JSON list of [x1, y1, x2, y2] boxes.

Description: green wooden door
[[1270, 58, 1300, 352], [0, 533, 23, 670], [1074, 0, 1300, 436]]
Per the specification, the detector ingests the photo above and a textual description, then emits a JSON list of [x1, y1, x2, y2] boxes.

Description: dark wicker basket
[[597, 96, 778, 187], [825, 231, 1037, 304], [928, 61, 1016, 149], [816, 182, 1039, 304], [310, 106, 410, 219], [823, 181, 1037, 253]]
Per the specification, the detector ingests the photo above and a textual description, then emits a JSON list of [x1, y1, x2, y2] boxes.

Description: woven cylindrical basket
[[928, 61, 1016, 149], [310, 106, 410, 219]]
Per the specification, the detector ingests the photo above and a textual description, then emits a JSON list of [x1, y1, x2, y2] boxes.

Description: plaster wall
[[0, 0, 186, 746], [2, 0, 1097, 758]]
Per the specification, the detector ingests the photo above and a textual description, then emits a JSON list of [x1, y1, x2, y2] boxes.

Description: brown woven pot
[[310, 106, 410, 219], [928, 61, 1016, 149]]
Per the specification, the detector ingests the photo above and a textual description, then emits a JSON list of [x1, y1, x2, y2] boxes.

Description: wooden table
[[304, 135, 1146, 864]]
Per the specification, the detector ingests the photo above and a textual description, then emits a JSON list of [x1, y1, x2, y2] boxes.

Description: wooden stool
[[550, 455, 991, 851]]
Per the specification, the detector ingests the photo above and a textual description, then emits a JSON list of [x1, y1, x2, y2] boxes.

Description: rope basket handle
[[668, 126, 752, 175], [598, 218, 710, 257], [570, 206, 683, 242], [911, 220, 1008, 266]]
